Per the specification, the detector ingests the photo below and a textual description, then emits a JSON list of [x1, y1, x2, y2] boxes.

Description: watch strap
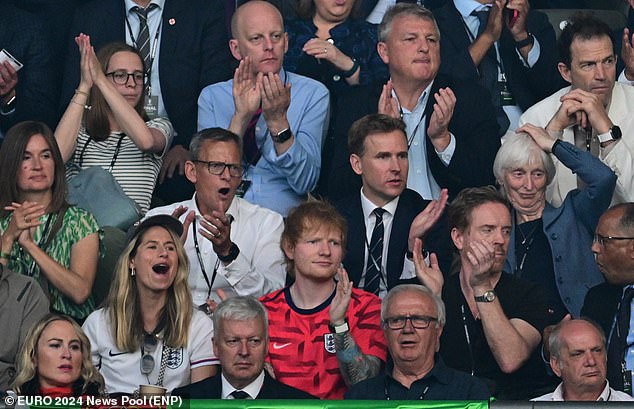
[[217, 242, 240, 264], [329, 319, 349, 334]]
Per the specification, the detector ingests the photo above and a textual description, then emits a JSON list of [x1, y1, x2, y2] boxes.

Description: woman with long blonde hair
[[82, 215, 217, 394], [13, 313, 104, 396]]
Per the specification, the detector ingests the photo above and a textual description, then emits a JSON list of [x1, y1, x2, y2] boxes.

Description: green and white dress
[[0, 206, 99, 319]]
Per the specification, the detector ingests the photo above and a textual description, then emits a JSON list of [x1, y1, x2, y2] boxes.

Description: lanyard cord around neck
[[191, 217, 221, 299]]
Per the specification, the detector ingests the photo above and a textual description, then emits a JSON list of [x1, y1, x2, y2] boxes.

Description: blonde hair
[[105, 226, 193, 351], [13, 314, 104, 395]]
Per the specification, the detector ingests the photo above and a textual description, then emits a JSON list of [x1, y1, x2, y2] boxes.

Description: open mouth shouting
[[152, 263, 170, 275]]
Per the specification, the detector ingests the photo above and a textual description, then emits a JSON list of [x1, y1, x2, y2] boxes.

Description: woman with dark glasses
[[82, 215, 218, 395], [55, 34, 174, 217]]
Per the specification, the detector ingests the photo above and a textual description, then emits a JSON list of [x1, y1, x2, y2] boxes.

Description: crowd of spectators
[[3, 0, 634, 403]]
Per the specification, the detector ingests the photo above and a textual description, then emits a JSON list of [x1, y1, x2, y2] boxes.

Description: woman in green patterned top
[[0, 121, 99, 320]]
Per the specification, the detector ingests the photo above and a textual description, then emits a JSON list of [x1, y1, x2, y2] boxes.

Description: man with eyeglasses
[[60, 0, 233, 204], [197, 0, 329, 217], [581, 203, 634, 396], [345, 284, 490, 400], [520, 13, 634, 207], [145, 127, 286, 309]]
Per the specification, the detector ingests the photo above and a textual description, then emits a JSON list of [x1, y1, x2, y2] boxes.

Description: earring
[[131, 267, 136, 277]]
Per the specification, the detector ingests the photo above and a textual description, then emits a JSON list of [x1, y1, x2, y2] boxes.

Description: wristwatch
[[329, 319, 349, 334], [474, 290, 496, 303], [271, 128, 292, 144], [217, 242, 240, 264], [597, 125, 622, 145]]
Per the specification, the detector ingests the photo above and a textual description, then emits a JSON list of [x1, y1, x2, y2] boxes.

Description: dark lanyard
[[461, 304, 476, 376], [125, 9, 162, 94], [396, 92, 427, 149], [20, 214, 54, 277], [461, 16, 507, 78], [384, 377, 429, 400], [78, 134, 125, 171], [192, 218, 220, 299]]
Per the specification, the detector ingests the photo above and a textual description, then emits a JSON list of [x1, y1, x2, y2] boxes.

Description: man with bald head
[[533, 319, 633, 401], [198, 1, 329, 216], [582, 203, 634, 396]]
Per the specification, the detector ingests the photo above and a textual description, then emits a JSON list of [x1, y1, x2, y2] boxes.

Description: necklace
[[516, 221, 539, 275]]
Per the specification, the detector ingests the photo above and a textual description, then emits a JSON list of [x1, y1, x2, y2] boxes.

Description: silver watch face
[[483, 290, 496, 302]]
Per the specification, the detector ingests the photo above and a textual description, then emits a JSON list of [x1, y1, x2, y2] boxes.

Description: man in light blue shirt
[[198, 1, 329, 216]]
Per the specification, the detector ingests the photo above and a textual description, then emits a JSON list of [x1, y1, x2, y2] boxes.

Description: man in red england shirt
[[260, 200, 387, 399]]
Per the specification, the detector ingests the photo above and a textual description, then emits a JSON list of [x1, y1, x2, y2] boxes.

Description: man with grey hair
[[374, 3, 500, 200], [345, 284, 490, 399], [533, 319, 633, 401], [145, 127, 286, 308], [173, 296, 315, 399]]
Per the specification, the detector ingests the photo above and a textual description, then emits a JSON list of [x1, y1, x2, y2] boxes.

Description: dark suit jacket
[[323, 74, 500, 202], [60, 0, 233, 148], [171, 371, 316, 399], [336, 188, 453, 288], [0, 4, 57, 133], [581, 282, 625, 390], [433, 3, 565, 112]]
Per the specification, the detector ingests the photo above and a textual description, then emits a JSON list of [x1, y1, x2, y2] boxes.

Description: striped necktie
[[365, 208, 386, 295]]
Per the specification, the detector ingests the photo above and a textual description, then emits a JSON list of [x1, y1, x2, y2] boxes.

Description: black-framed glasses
[[140, 333, 158, 375], [106, 70, 145, 85], [193, 160, 244, 178], [593, 233, 634, 247], [382, 315, 438, 330]]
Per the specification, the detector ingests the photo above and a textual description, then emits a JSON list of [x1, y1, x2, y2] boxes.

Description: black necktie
[[471, 9, 510, 134], [133, 4, 158, 75], [230, 390, 250, 399], [607, 287, 634, 389], [365, 208, 386, 295]]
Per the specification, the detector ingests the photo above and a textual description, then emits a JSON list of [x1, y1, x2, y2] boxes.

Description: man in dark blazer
[[433, 0, 563, 133], [172, 296, 315, 399], [323, 4, 500, 202], [581, 203, 634, 394], [336, 113, 452, 298], [0, 2, 57, 135], [59, 0, 233, 202]]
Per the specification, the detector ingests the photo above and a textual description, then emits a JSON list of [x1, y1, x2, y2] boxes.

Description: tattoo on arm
[[334, 331, 382, 386]]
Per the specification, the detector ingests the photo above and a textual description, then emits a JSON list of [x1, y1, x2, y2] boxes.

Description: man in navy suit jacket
[[172, 296, 315, 399], [336, 113, 452, 298], [323, 4, 500, 202], [433, 0, 563, 133], [60, 0, 233, 202]]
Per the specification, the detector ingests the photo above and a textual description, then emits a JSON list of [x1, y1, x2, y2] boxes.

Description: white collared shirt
[[144, 194, 286, 305], [124, 0, 167, 118], [221, 371, 265, 399], [532, 380, 633, 401]]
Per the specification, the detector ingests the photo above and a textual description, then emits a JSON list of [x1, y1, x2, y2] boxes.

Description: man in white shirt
[[533, 319, 633, 401], [145, 127, 286, 309], [520, 13, 634, 207]]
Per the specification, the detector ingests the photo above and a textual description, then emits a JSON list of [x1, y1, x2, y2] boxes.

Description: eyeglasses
[[140, 333, 158, 375], [106, 70, 145, 85], [593, 233, 634, 247], [193, 160, 244, 178], [382, 315, 437, 330]]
